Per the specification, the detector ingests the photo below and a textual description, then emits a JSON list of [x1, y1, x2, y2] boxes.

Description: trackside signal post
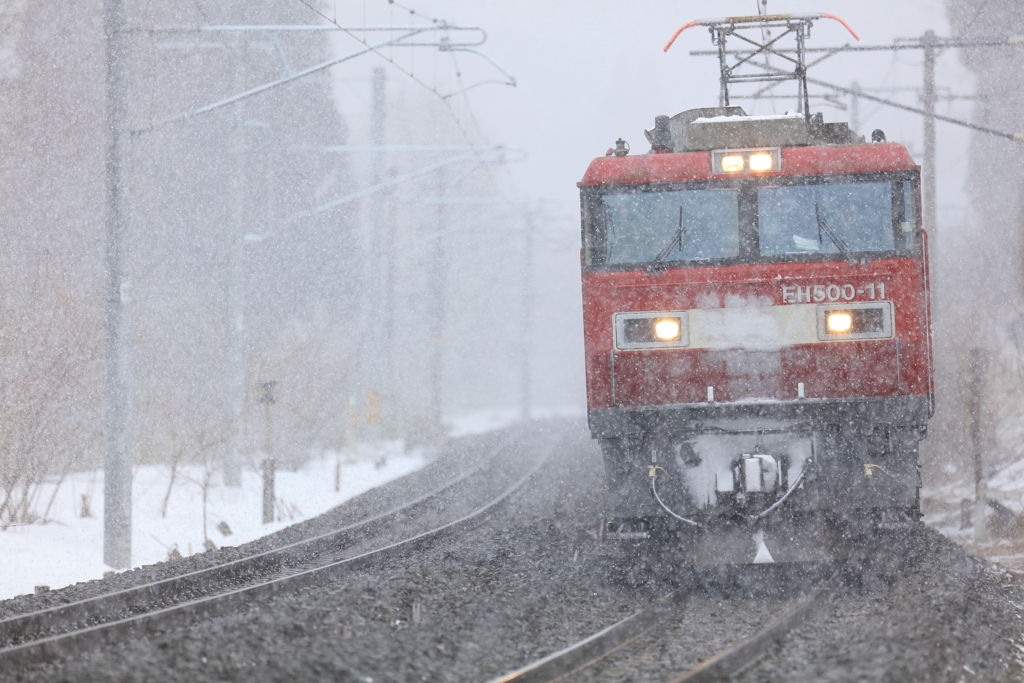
[[259, 381, 277, 525]]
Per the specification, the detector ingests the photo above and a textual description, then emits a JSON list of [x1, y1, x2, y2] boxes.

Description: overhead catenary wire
[[711, 54, 1024, 142], [140, 30, 430, 132], [293, 0, 514, 100], [683, 28, 1024, 141], [290, 0, 522, 214], [807, 74, 1024, 142]]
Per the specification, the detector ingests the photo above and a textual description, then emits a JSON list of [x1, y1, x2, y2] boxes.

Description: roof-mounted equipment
[[663, 13, 859, 124]]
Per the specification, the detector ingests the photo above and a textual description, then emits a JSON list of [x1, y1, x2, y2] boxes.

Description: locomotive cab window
[[758, 182, 894, 256], [583, 172, 920, 268], [602, 188, 740, 264]]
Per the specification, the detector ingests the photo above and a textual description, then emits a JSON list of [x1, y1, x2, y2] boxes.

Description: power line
[[293, 0, 514, 100]]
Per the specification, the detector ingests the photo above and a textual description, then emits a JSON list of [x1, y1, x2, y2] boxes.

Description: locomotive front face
[[579, 111, 932, 548]]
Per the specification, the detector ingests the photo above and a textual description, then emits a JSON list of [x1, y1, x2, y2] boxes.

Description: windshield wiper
[[815, 200, 850, 255], [654, 206, 688, 262]]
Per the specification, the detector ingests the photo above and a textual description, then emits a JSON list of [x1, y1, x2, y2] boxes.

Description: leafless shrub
[[0, 250, 101, 529], [246, 314, 355, 468], [144, 397, 228, 542]]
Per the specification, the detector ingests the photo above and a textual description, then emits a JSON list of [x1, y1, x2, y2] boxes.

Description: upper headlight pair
[[713, 147, 781, 174]]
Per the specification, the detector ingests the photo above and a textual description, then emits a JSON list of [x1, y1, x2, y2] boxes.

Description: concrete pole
[[369, 68, 392, 431], [102, 0, 133, 570], [385, 179, 401, 436], [224, 116, 246, 487], [519, 213, 533, 421], [429, 168, 446, 418], [922, 31, 937, 243], [969, 348, 987, 543], [226, 120, 274, 486], [382, 170, 400, 434]]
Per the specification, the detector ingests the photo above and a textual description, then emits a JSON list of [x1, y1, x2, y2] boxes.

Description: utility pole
[[381, 127, 401, 436], [102, 0, 133, 570], [969, 348, 986, 542], [368, 68, 398, 435], [922, 30, 938, 242], [430, 168, 446, 419], [519, 213, 533, 421], [372, 68, 399, 438], [224, 45, 247, 487]]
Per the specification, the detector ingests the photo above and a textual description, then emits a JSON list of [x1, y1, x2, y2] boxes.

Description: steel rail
[[667, 572, 839, 683], [0, 453, 532, 666], [489, 588, 692, 683]]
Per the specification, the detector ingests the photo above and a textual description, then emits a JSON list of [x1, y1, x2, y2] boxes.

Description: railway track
[[0, 439, 546, 669], [491, 565, 839, 683]]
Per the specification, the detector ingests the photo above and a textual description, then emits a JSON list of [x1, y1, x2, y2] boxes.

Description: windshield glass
[[603, 189, 740, 265], [758, 182, 894, 256], [584, 174, 917, 268]]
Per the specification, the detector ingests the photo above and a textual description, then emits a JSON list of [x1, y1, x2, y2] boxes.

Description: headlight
[[654, 318, 681, 340], [720, 154, 744, 173], [615, 312, 689, 350], [826, 312, 853, 333], [748, 152, 774, 172], [712, 148, 781, 174], [817, 303, 893, 341]]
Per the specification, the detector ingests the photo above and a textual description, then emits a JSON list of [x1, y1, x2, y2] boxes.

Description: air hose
[[648, 466, 703, 527]]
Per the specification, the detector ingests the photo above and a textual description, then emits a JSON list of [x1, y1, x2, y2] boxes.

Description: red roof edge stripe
[[578, 142, 918, 187]]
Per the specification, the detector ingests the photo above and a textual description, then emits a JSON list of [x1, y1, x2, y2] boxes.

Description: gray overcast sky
[[328, 1, 976, 228]]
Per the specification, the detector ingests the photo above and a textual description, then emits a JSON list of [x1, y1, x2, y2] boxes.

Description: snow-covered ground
[[447, 406, 583, 438], [0, 409, 585, 601], [0, 442, 425, 600], [924, 463, 1024, 575]]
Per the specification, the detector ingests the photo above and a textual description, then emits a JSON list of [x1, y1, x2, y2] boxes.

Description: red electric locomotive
[[580, 15, 932, 563]]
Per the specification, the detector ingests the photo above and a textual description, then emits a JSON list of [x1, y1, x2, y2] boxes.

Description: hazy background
[[2, 0, 1022, 530]]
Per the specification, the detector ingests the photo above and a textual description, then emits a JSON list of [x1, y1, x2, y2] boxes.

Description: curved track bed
[[5, 420, 1024, 682], [0, 439, 541, 668]]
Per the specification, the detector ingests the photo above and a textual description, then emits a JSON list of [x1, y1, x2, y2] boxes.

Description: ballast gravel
[[731, 526, 1024, 683], [2, 419, 647, 682], [3, 419, 1024, 682]]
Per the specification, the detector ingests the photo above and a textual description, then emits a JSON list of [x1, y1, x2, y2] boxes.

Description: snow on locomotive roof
[[690, 112, 804, 124], [645, 107, 864, 153]]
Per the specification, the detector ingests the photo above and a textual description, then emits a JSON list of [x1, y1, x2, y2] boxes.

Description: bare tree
[[0, 250, 102, 529]]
